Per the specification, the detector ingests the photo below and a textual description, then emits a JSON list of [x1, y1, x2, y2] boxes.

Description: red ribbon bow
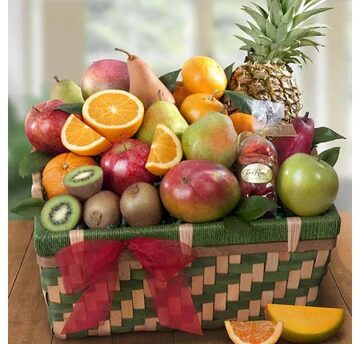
[[56, 237, 203, 336]]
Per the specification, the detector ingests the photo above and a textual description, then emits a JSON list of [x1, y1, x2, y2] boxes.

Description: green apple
[[277, 153, 339, 216]]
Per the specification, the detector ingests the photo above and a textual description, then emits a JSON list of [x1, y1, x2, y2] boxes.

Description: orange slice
[[145, 124, 183, 176], [61, 115, 112, 156], [225, 320, 283, 344], [82, 89, 144, 142]]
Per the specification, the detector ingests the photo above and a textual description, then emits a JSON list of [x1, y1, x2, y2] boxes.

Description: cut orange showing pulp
[[82, 89, 144, 142], [225, 320, 283, 344], [145, 124, 183, 176], [61, 115, 112, 156]]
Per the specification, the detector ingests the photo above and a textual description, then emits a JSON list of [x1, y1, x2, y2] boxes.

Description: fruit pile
[[16, 0, 345, 236]]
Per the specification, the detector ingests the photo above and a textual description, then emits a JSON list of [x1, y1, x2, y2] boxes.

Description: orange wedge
[[145, 124, 183, 176], [82, 89, 144, 142], [61, 115, 112, 156], [225, 320, 283, 344]]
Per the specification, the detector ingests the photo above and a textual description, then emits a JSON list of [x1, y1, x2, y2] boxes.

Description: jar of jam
[[237, 134, 278, 202]]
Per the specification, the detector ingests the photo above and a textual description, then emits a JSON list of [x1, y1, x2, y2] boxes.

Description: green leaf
[[293, 8, 332, 27], [281, 7, 295, 25], [251, 2, 268, 18], [269, 0, 283, 26], [313, 127, 346, 145], [234, 35, 259, 53], [241, 6, 267, 33], [10, 197, 46, 217], [236, 23, 257, 40], [265, 21, 277, 41], [318, 147, 340, 167], [235, 196, 279, 222], [224, 62, 235, 82], [223, 215, 252, 233], [19, 151, 52, 178], [304, 0, 327, 11], [247, 21, 265, 37], [56, 103, 83, 114], [224, 91, 254, 114], [159, 68, 181, 92]]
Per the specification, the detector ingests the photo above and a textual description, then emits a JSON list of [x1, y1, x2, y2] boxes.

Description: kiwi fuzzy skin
[[120, 182, 162, 227], [83, 190, 121, 229]]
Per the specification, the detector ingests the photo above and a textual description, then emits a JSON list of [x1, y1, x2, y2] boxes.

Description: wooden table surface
[[8, 213, 352, 344]]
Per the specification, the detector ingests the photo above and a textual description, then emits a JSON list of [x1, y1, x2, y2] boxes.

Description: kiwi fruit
[[41, 194, 81, 232], [64, 165, 103, 200], [83, 190, 121, 229], [120, 182, 162, 227]]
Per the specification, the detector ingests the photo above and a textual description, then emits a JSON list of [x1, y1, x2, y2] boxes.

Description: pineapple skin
[[228, 63, 302, 124]]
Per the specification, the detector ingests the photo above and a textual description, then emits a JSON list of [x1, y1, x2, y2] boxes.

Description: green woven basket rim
[[34, 206, 341, 257]]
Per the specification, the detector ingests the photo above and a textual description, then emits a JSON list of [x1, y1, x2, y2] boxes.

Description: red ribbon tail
[[56, 240, 124, 335], [147, 272, 203, 335]]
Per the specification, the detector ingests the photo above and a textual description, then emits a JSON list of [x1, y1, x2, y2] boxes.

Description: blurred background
[[8, 0, 352, 219]]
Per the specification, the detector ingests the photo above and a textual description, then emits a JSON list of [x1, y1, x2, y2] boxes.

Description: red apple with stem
[[25, 99, 70, 155], [100, 139, 158, 196]]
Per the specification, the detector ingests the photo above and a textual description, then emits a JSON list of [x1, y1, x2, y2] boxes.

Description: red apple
[[25, 99, 70, 155], [100, 139, 157, 196], [273, 112, 315, 165], [160, 160, 241, 223]]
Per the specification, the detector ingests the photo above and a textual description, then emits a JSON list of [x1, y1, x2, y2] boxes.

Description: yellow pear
[[115, 48, 175, 109]]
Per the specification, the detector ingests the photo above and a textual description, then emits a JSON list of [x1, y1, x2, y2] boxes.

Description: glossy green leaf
[[224, 91, 254, 114], [313, 127, 346, 145], [235, 196, 279, 222], [19, 151, 52, 178], [224, 215, 252, 233], [159, 68, 181, 92], [10, 197, 45, 217], [56, 103, 83, 114], [224, 62, 235, 82], [318, 147, 340, 167]]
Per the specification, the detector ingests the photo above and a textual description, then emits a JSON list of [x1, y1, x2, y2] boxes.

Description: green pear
[[136, 100, 188, 144], [50, 76, 84, 104], [182, 112, 238, 168]]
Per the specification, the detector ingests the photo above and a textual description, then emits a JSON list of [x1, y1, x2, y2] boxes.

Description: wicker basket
[[32, 172, 341, 339]]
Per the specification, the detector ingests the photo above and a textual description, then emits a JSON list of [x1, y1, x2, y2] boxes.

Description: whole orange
[[181, 56, 227, 99], [42, 152, 97, 199], [229, 112, 254, 134], [172, 81, 191, 108], [180, 93, 227, 123]]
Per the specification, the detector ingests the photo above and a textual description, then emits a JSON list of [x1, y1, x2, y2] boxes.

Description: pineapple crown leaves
[[235, 0, 333, 65]]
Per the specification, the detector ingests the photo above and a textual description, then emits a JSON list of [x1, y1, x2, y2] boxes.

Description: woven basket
[[32, 172, 341, 339]]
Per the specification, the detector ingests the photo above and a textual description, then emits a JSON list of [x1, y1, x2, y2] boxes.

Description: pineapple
[[228, 0, 331, 123]]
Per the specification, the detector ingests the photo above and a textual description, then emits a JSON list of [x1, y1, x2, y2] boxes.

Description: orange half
[[225, 320, 283, 344], [61, 115, 112, 156], [145, 124, 183, 176], [82, 89, 144, 142]]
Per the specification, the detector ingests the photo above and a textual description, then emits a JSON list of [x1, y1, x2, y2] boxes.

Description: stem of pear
[[114, 48, 135, 61], [158, 90, 163, 101], [53, 76, 60, 83], [304, 111, 310, 119], [32, 106, 40, 113]]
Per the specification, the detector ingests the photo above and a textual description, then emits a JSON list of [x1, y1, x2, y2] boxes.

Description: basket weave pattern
[[32, 173, 340, 339], [38, 240, 333, 339]]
